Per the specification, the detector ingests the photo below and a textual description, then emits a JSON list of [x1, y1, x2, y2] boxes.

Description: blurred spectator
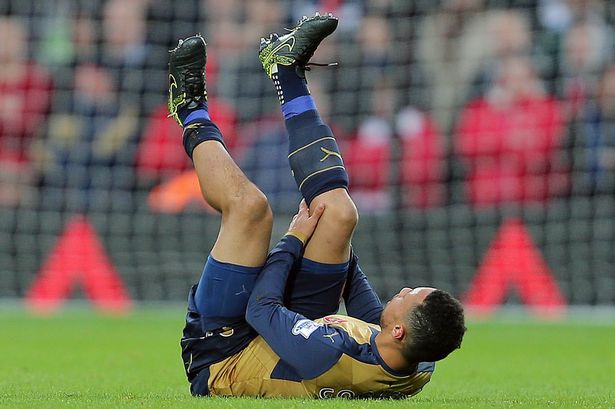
[[478, 10, 533, 82], [36, 2, 76, 68], [202, 0, 245, 59], [209, 0, 286, 122], [397, 107, 445, 209], [0, 16, 52, 206], [417, 4, 533, 133], [135, 106, 193, 186], [334, 13, 394, 131], [240, 116, 302, 213], [417, 0, 487, 133], [71, 11, 99, 65], [567, 66, 615, 195], [344, 77, 395, 213], [103, 0, 148, 72], [146, 0, 202, 48], [538, 0, 609, 34], [537, 0, 612, 94], [344, 116, 392, 213], [559, 21, 613, 118], [344, 79, 444, 212], [456, 56, 568, 207], [35, 3, 101, 106], [102, 0, 164, 114], [35, 64, 139, 210]]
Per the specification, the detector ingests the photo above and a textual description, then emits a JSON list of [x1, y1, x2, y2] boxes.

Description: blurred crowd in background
[[2, 0, 615, 214]]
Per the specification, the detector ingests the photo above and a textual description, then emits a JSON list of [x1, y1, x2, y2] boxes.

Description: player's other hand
[[287, 199, 325, 245]]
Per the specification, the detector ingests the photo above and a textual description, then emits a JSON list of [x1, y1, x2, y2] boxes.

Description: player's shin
[[272, 65, 348, 205]]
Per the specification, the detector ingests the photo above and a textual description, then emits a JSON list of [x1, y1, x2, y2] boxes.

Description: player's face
[[380, 287, 436, 328]]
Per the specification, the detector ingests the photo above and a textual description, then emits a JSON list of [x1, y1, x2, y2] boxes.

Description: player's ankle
[[272, 65, 310, 105], [178, 101, 210, 127]]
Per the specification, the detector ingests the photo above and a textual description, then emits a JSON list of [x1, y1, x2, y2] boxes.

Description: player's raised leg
[[258, 14, 359, 318], [169, 36, 272, 323], [259, 14, 357, 265]]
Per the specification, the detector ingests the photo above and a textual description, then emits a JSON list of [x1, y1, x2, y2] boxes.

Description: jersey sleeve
[[246, 235, 344, 379], [342, 253, 383, 325]]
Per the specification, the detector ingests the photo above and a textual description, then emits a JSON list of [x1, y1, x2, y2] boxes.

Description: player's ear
[[391, 324, 405, 341]]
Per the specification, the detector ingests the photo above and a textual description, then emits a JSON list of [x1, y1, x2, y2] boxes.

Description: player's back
[[206, 315, 434, 398]]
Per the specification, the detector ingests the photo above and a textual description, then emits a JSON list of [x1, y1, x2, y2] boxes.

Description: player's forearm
[[246, 234, 342, 380], [245, 235, 304, 327]]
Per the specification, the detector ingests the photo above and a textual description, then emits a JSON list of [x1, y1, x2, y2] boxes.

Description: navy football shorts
[[182, 254, 349, 395]]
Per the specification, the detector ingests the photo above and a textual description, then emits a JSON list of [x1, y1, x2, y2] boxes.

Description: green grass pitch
[[1, 308, 614, 409]]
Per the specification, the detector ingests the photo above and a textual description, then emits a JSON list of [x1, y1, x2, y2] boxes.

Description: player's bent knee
[[227, 186, 272, 228], [324, 199, 358, 233], [311, 190, 359, 233]]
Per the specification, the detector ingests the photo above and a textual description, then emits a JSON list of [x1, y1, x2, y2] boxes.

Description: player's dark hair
[[402, 290, 466, 363]]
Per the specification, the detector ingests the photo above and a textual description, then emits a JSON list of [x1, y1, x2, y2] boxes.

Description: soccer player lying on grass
[[171, 13, 466, 398]]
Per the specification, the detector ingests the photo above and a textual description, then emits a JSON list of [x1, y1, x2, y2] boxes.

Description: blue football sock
[[284, 109, 348, 205], [178, 102, 225, 159], [273, 65, 310, 106], [270, 64, 349, 204], [178, 101, 210, 126]]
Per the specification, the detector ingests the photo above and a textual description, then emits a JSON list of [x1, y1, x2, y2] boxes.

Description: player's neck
[[374, 332, 415, 372]]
